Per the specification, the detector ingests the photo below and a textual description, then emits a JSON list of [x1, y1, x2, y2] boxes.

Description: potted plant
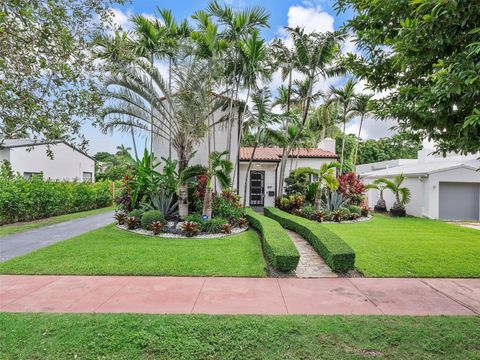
[[383, 174, 411, 217], [366, 178, 389, 213]]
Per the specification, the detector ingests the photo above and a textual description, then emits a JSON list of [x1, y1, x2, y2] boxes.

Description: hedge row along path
[[0, 211, 115, 262], [1, 275, 479, 315], [286, 230, 337, 278]]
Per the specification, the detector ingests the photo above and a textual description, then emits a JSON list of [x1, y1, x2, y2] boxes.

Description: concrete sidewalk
[[1, 275, 479, 315], [0, 211, 115, 262]]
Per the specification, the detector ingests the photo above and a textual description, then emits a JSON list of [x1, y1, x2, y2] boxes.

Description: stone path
[[286, 229, 336, 278], [0, 211, 115, 262], [1, 275, 479, 315]]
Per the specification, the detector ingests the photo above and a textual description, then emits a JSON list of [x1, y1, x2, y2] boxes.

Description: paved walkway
[[286, 230, 336, 278], [1, 275, 478, 315], [0, 211, 115, 262]]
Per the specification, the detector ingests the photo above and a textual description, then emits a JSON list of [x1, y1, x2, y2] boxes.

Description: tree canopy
[[337, 0, 480, 154]]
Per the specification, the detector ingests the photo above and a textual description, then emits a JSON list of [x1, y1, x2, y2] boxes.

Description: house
[[153, 102, 339, 207], [0, 139, 95, 182], [357, 149, 480, 220]]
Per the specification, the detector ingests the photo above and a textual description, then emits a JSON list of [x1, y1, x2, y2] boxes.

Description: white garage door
[[439, 182, 480, 220]]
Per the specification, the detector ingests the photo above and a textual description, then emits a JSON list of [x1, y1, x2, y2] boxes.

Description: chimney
[[318, 138, 336, 154]]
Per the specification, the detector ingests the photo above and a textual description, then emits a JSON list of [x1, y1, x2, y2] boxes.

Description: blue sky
[[84, 0, 395, 156]]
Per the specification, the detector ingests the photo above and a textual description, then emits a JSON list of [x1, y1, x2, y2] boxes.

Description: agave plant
[[322, 191, 349, 212], [149, 191, 179, 220]]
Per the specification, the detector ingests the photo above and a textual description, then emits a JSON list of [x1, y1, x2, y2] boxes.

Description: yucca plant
[[383, 174, 411, 217]]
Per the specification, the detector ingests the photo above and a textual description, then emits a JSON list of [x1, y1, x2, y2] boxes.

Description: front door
[[249, 170, 265, 206]]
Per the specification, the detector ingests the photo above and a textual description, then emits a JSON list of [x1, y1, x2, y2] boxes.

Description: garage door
[[439, 182, 480, 220]]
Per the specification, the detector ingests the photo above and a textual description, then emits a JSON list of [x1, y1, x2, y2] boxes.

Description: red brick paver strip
[[0, 275, 478, 315]]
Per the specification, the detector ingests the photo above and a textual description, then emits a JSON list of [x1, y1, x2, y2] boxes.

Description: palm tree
[[350, 93, 373, 166], [241, 88, 281, 206], [329, 78, 357, 173], [115, 145, 131, 158], [307, 101, 341, 145], [276, 27, 345, 196], [366, 178, 388, 213], [269, 39, 297, 112], [296, 162, 340, 210], [206, 0, 270, 161], [204, 151, 233, 219], [383, 174, 411, 216]]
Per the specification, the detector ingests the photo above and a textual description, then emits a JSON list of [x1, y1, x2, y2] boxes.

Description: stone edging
[[116, 224, 248, 239]]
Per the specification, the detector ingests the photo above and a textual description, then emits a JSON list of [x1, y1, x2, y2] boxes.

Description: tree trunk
[[243, 139, 259, 207], [149, 52, 154, 166], [353, 114, 364, 166], [287, 69, 292, 112], [314, 185, 322, 211], [339, 103, 347, 174], [178, 155, 190, 219], [202, 186, 213, 219], [168, 57, 172, 160], [130, 127, 138, 161], [226, 64, 239, 162], [232, 86, 250, 191]]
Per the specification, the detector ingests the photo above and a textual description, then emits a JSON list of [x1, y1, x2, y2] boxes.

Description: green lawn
[[0, 206, 114, 237], [0, 225, 266, 277], [1, 313, 478, 359], [323, 215, 480, 277]]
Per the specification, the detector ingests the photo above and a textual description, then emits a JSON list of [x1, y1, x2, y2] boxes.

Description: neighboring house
[[0, 139, 95, 182], [357, 149, 480, 220]]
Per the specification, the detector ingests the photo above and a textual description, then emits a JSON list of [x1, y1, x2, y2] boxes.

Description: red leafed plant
[[338, 172, 365, 206], [221, 223, 233, 234], [193, 175, 208, 199], [181, 221, 200, 237]]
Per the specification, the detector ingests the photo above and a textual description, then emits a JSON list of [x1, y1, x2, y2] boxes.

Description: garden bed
[[116, 223, 248, 239]]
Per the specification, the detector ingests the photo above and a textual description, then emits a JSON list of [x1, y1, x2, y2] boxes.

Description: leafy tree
[[350, 93, 374, 165], [337, 0, 480, 154], [0, 0, 122, 148], [356, 134, 422, 165]]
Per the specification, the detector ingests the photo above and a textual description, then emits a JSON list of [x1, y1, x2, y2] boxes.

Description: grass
[[1, 313, 479, 359], [323, 214, 480, 277], [0, 225, 266, 277], [0, 206, 114, 236]]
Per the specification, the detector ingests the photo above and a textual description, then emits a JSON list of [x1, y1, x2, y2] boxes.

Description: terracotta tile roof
[[239, 147, 337, 162]]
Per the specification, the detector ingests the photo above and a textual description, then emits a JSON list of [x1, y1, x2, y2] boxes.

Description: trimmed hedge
[[264, 207, 355, 272], [0, 177, 113, 225], [245, 208, 300, 272]]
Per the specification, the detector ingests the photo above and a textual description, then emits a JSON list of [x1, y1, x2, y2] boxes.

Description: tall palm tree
[[329, 78, 357, 173], [204, 151, 233, 219], [350, 93, 374, 166], [307, 101, 341, 145], [241, 88, 281, 206], [276, 27, 346, 195], [269, 39, 297, 112], [206, 0, 270, 161], [296, 162, 340, 210]]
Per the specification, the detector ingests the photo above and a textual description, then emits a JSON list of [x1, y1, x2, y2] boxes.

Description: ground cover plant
[[0, 225, 266, 277], [0, 206, 114, 237], [1, 313, 479, 360], [0, 177, 113, 225], [324, 214, 480, 277]]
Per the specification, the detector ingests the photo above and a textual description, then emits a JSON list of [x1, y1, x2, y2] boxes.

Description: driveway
[[0, 211, 115, 262]]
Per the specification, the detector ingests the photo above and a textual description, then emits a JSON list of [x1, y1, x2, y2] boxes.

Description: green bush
[[0, 178, 113, 225], [245, 208, 300, 272], [347, 205, 362, 217], [128, 209, 144, 221], [141, 210, 164, 230], [264, 208, 355, 272], [339, 207, 351, 217], [184, 214, 204, 224], [202, 218, 228, 233], [213, 196, 244, 223], [300, 205, 316, 220]]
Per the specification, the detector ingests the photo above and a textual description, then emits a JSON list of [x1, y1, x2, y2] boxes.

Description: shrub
[[114, 212, 127, 225], [339, 207, 351, 218], [150, 221, 164, 235], [221, 223, 233, 234], [128, 209, 143, 221], [360, 205, 369, 217], [0, 177, 113, 225], [275, 194, 304, 212], [141, 210, 164, 230], [313, 210, 325, 222], [338, 172, 366, 205], [184, 214, 204, 224], [126, 216, 138, 230], [202, 218, 228, 233], [245, 208, 300, 272], [264, 207, 355, 272], [213, 196, 244, 223], [181, 221, 200, 237], [331, 210, 345, 223], [235, 217, 249, 228], [347, 205, 362, 217], [300, 205, 316, 220]]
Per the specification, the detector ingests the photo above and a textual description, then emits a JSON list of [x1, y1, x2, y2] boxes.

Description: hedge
[[245, 208, 300, 272], [0, 177, 113, 225], [264, 207, 355, 272]]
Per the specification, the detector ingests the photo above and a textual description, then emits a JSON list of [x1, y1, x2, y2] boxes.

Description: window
[[82, 172, 93, 182], [23, 172, 41, 179], [310, 174, 319, 183]]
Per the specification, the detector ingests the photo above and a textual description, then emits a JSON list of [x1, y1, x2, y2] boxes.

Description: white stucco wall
[[0, 149, 10, 162], [8, 143, 95, 181]]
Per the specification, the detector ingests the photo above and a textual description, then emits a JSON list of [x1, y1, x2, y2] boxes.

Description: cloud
[[346, 116, 398, 140], [286, 5, 334, 34], [109, 8, 157, 32]]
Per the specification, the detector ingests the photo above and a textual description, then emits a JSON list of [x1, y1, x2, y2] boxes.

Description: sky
[[84, 0, 397, 156]]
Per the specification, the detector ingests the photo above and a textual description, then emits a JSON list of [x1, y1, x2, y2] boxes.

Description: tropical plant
[[114, 212, 128, 226], [203, 151, 233, 219], [350, 93, 374, 165], [150, 220, 164, 235], [126, 216, 139, 230], [296, 162, 340, 210], [181, 221, 201, 237], [141, 210, 164, 230], [337, 172, 366, 206], [383, 174, 411, 216], [127, 149, 162, 208], [148, 191, 179, 220], [221, 223, 233, 234], [329, 78, 357, 173], [366, 178, 389, 213], [322, 191, 349, 212]]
